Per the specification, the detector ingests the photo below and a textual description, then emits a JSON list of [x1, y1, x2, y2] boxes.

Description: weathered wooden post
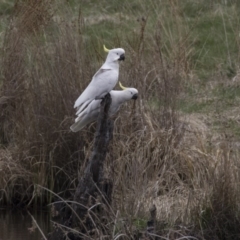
[[48, 93, 113, 240], [146, 204, 157, 240]]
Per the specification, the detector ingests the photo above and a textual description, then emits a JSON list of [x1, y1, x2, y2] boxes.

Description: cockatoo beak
[[132, 93, 138, 100], [118, 53, 125, 61]]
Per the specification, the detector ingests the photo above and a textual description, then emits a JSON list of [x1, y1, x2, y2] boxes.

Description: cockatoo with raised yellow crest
[[70, 82, 138, 132], [74, 45, 125, 115]]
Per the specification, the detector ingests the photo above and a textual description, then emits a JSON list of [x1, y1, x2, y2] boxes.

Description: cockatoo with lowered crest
[[74, 45, 125, 115], [70, 82, 138, 132]]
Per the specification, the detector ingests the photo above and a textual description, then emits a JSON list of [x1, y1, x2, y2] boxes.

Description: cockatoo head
[[104, 45, 125, 62], [119, 82, 138, 100]]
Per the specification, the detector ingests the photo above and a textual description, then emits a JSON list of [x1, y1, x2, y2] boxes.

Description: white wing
[[70, 99, 101, 132], [74, 68, 118, 114]]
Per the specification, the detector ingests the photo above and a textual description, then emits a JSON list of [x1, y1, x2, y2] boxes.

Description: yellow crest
[[103, 45, 110, 53], [119, 82, 127, 90]]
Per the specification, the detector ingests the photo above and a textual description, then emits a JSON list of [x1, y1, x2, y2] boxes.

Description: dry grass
[[1, 0, 240, 239]]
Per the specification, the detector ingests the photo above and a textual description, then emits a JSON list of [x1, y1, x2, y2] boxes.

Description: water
[[0, 209, 51, 240]]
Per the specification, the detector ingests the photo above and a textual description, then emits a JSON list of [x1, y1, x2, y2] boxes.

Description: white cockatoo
[[74, 45, 125, 115], [70, 82, 138, 132]]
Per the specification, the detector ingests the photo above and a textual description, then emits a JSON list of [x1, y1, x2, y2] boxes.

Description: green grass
[[179, 1, 240, 79], [81, 1, 240, 80], [1, 0, 240, 80], [0, 0, 14, 15], [133, 218, 148, 230], [213, 85, 240, 100], [178, 99, 215, 113], [227, 119, 240, 136]]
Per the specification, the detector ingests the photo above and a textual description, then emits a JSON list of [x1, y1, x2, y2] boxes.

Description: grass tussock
[[1, 0, 240, 239]]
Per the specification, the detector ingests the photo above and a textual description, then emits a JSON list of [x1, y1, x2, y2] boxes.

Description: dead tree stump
[[145, 204, 157, 240], [48, 93, 114, 240]]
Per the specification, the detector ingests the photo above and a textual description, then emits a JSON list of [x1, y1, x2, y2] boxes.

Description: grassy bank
[[1, 0, 240, 239]]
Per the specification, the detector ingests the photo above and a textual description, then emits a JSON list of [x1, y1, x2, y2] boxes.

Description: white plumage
[[70, 87, 138, 132], [74, 46, 125, 115]]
